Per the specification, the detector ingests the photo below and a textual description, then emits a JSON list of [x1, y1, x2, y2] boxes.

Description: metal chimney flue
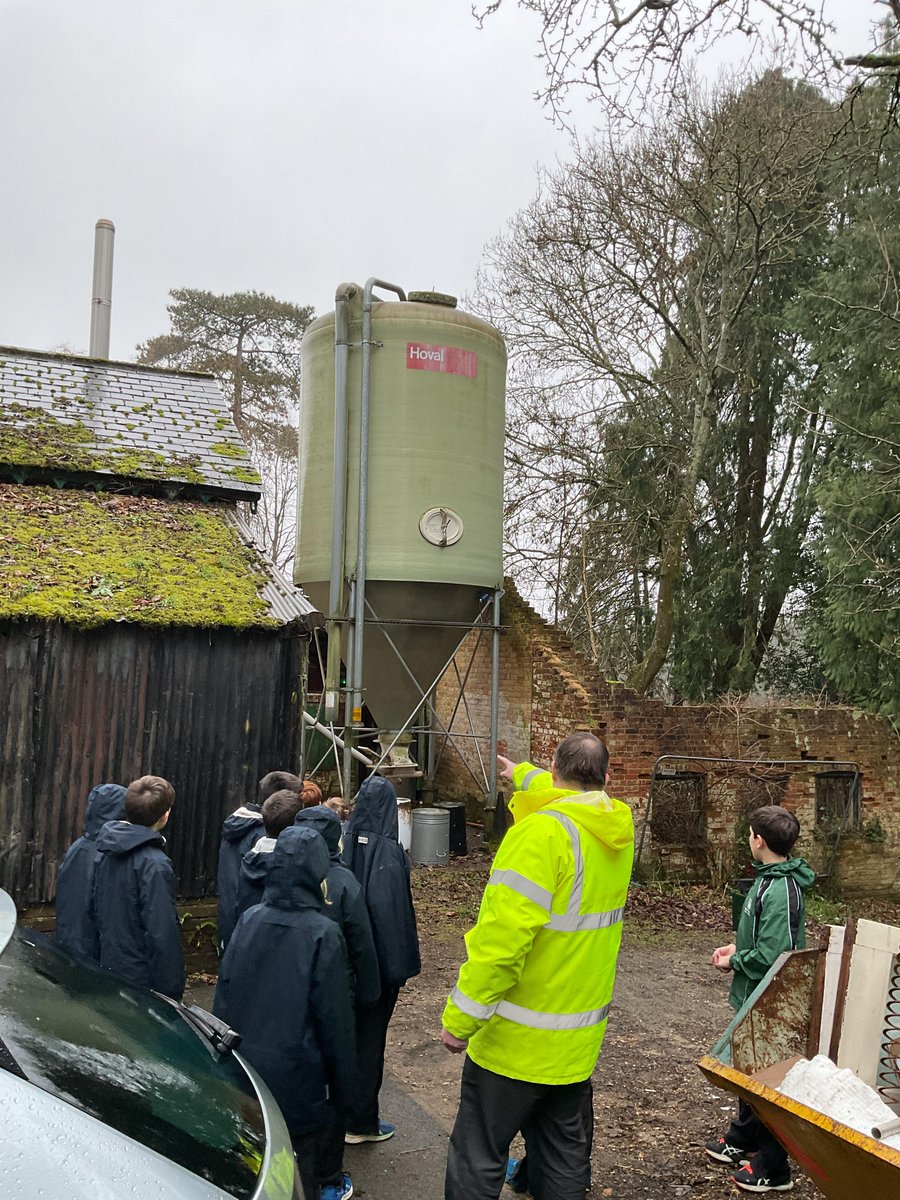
[[89, 218, 115, 359]]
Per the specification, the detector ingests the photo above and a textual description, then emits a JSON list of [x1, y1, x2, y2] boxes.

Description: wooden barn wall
[[0, 621, 305, 904]]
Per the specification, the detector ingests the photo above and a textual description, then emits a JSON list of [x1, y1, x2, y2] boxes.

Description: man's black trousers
[[445, 1057, 592, 1200]]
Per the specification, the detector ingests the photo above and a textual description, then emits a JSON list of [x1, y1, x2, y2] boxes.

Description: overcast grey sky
[[0, 0, 879, 361]]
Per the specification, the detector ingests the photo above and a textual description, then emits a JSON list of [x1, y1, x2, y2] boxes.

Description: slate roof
[[0, 346, 261, 500], [0, 484, 318, 630]]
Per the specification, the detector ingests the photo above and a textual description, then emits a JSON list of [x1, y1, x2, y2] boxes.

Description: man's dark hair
[[749, 805, 801, 857], [124, 775, 175, 827], [262, 790, 303, 838], [552, 732, 609, 790], [258, 771, 303, 805]]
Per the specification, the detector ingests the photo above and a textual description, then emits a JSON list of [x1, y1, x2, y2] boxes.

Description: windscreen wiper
[[154, 994, 241, 1058]]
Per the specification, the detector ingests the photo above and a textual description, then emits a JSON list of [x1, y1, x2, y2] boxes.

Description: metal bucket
[[396, 798, 412, 852], [435, 801, 468, 856], [411, 807, 450, 867]]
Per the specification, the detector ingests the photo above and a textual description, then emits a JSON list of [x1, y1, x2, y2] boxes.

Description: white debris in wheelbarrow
[[778, 1055, 900, 1150]]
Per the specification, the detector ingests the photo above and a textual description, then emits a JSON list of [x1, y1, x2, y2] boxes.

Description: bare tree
[[476, 1, 893, 114], [476, 69, 838, 693]]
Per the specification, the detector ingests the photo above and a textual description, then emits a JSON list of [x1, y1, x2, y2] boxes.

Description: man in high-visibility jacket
[[440, 732, 634, 1200]]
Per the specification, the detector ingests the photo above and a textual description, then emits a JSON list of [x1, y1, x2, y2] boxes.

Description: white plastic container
[[396, 797, 412, 852]]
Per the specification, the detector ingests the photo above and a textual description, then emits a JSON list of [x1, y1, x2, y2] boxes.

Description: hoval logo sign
[[406, 342, 477, 379]]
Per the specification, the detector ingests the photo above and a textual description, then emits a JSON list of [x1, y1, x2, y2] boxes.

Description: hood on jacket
[[241, 836, 277, 882], [550, 792, 635, 854], [222, 804, 263, 842], [83, 784, 126, 839], [753, 857, 816, 889], [348, 776, 398, 841], [294, 805, 342, 860], [263, 826, 330, 911], [95, 820, 165, 857]]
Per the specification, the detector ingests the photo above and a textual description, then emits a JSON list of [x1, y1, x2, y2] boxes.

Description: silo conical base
[[304, 578, 491, 746]]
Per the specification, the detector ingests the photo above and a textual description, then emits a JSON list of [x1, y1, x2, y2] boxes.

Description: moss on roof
[[1, 405, 208, 483], [0, 485, 278, 629]]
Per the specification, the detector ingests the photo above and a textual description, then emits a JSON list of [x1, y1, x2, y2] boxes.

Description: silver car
[[0, 889, 302, 1199]]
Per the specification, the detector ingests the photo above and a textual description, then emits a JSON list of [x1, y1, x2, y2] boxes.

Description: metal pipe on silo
[[89, 219, 115, 359], [324, 283, 357, 723], [349, 277, 406, 728]]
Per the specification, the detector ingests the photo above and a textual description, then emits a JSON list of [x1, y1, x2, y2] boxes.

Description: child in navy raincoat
[[342, 775, 421, 1143], [215, 824, 356, 1200], [217, 769, 303, 950], [91, 775, 184, 1000], [294, 803, 381, 1008], [233, 788, 305, 925], [55, 782, 126, 960]]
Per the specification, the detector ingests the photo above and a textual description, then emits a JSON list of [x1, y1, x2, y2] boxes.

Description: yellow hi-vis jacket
[[441, 773, 634, 1085], [508, 760, 576, 823]]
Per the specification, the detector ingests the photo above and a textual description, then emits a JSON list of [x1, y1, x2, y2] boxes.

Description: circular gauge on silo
[[419, 507, 464, 548]]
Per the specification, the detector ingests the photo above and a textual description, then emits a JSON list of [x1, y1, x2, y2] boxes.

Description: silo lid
[[407, 290, 458, 308]]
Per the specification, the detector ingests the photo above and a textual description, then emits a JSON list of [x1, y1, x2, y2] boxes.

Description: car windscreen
[[0, 929, 266, 1199]]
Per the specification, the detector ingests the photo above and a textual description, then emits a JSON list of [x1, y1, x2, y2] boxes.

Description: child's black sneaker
[[730, 1158, 794, 1192], [704, 1137, 751, 1166]]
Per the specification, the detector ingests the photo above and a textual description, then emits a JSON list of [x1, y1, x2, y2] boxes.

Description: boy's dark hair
[[749, 805, 801, 857], [124, 775, 175, 827], [258, 771, 303, 805], [262, 790, 304, 837], [552, 732, 609, 789]]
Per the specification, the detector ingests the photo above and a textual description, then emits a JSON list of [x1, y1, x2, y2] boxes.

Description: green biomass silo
[[294, 279, 506, 784]]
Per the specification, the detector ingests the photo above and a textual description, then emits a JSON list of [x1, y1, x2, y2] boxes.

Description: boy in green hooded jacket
[[707, 804, 815, 1194]]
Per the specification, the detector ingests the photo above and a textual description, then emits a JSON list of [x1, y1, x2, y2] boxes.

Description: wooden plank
[[808, 939, 828, 1059], [830, 917, 857, 1063], [818, 924, 846, 1055]]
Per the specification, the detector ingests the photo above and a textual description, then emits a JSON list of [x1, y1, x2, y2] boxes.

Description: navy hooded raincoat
[[294, 805, 381, 1008], [91, 821, 185, 999], [214, 825, 357, 1136], [217, 803, 264, 948], [233, 833, 277, 927], [343, 777, 421, 989], [55, 783, 126, 960]]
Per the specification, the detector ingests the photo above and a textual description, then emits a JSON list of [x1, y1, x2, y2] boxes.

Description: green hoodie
[[729, 856, 816, 1012]]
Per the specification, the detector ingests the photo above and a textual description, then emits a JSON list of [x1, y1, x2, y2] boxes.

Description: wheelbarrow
[[698, 920, 900, 1199]]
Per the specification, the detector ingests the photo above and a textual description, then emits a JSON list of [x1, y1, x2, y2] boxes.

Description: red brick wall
[[434, 586, 900, 895]]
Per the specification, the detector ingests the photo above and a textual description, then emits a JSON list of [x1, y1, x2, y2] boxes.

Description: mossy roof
[[0, 484, 317, 630], [0, 346, 261, 498]]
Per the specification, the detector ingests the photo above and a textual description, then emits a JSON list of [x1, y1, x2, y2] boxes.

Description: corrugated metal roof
[[0, 345, 261, 499], [225, 510, 322, 627]]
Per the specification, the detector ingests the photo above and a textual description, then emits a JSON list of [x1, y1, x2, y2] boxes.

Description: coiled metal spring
[[877, 951, 900, 1105]]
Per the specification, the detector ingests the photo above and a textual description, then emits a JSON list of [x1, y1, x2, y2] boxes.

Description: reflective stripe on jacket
[[442, 787, 634, 1084]]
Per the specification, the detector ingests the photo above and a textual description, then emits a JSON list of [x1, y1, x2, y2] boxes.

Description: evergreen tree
[[137, 289, 314, 569], [793, 70, 900, 724]]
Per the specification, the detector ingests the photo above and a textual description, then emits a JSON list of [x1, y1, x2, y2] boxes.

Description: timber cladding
[[0, 620, 304, 905]]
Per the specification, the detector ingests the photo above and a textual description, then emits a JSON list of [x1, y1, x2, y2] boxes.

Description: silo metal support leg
[[486, 588, 502, 838]]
